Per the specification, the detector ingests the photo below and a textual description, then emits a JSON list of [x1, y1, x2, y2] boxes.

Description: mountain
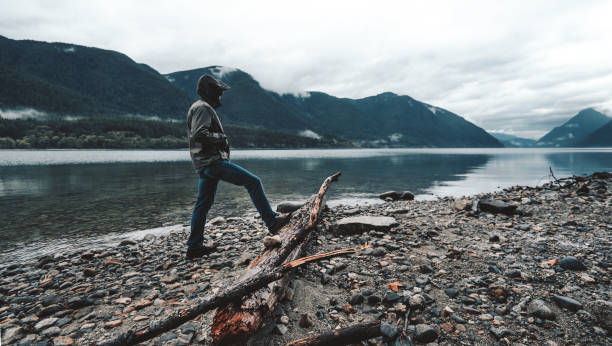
[[536, 108, 610, 147], [166, 67, 312, 131], [0, 35, 191, 118], [0, 35, 502, 148], [490, 133, 537, 147], [167, 67, 502, 147], [578, 119, 612, 146]]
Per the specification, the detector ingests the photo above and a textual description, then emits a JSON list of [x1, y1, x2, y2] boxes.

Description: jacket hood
[[197, 74, 230, 108]]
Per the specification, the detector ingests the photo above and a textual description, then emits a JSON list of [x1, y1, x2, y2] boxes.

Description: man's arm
[[191, 106, 226, 144]]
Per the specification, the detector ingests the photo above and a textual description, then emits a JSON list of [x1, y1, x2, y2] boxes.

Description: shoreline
[[1, 173, 610, 345]]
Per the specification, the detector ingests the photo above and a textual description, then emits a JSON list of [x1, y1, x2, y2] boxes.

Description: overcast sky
[[2, 0, 611, 139]]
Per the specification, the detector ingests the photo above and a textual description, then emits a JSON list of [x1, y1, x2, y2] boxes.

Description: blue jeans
[[187, 160, 277, 249]]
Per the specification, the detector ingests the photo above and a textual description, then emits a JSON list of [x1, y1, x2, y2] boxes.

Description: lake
[[1, 148, 611, 265]]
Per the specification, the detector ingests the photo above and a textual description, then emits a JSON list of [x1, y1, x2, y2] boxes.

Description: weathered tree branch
[[211, 172, 341, 345], [98, 172, 342, 346], [285, 320, 382, 346]]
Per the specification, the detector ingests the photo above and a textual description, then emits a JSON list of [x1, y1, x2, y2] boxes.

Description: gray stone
[[384, 291, 401, 304], [451, 314, 466, 324], [587, 300, 612, 332], [276, 201, 305, 213], [67, 297, 96, 309], [559, 256, 587, 271], [42, 326, 61, 336], [409, 294, 425, 308], [119, 239, 137, 246], [159, 332, 178, 343], [414, 324, 438, 343], [505, 269, 522, 278], [42, 294, 60, 306], [349, 294, 364, 305], [34, 317, 58, 331], [380, 322, 399, 339], [528, 299, 556, 320], [452, 198, 472, 211], [415, 275, 429, 286], [367, 295, 381, 305], [2, 326, 24, 343], [299, 313, 312, 328], [181, 322, 197, 334], [371, 247, 387, 257], [379, 191, 414, 201], [56, 317, 72, 327], [209, 216, 226, 225], [144, 234, 156, 241], [210, 261, 233, 270], [52, 336, 75, 346], [335, 216, 399, 234], [275, 324, 288, 335], [478, 199, 518, 215], [37, 304, 63, 318], [83, 268, 97, 277], [553, 295, 583, 311], [444, 288, 459, 298], [490, 327, 513, 339]]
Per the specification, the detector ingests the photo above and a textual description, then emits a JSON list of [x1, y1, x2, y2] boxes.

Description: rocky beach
[[1, 172, 610, 345]]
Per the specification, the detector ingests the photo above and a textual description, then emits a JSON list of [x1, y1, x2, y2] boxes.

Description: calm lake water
[[1, 148, 611, 265]]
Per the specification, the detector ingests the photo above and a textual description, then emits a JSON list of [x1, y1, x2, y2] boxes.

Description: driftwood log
[[98, 172, 341, 346], [210, 172, 341, 345], [286, 320, 382, 346]]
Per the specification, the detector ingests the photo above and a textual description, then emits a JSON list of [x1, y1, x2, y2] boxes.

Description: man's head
[[197, 74, 230, 109]]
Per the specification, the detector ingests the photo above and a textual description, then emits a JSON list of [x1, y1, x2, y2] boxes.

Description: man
[[186, 74, 289, 259]]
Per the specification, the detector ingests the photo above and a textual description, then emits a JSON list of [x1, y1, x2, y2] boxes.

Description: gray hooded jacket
[[187, 75, 230, 171]]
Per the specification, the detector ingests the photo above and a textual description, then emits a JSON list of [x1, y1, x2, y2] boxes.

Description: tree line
[[0, 117, 186, 149], [0, 117, 350, 149]]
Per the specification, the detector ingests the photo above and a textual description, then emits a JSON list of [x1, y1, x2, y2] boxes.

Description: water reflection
[[1, 148, 611, 264]]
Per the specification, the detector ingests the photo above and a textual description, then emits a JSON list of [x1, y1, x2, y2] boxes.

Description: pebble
[[104, 319, 123, 328], [414, 324, 439, 343], [384, 291, 402, 304], [409, 294, 425, 308], [479, 313, 493, 321], [349, 294, 364, 305], [299, 313, 312, 328], [275, 324, 289, 335], [34, 317, 58, 331], [528, 299, 556, 320], [52, 336, 75, 346], [41, 326, 61, 336], [2, 326, 23, 343], [380, 322, 399, 339], [558, 256, 587, 271], [444, 288, 458, 298], [552, 295, 583, 311]]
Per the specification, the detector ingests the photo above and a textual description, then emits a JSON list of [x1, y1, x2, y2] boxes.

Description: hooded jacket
[[187, 75, 230, 171]]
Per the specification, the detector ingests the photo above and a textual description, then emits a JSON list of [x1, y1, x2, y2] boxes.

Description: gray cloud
[[1, 0, 611, 139]]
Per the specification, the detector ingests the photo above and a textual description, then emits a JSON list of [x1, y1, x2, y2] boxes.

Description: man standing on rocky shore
[[185, 74, 289, 259]]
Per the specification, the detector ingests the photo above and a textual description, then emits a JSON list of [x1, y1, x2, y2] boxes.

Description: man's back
[[187, 99, 228, 171]]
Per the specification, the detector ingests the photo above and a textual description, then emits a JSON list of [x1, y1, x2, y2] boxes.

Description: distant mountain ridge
[[166, 66, 502, 147], [0, 35, 191, 118], [578, 119, 612, 147], [490, 133, 537, 147], [537, 108, 610, 147], [1, 35, 502, 147]]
